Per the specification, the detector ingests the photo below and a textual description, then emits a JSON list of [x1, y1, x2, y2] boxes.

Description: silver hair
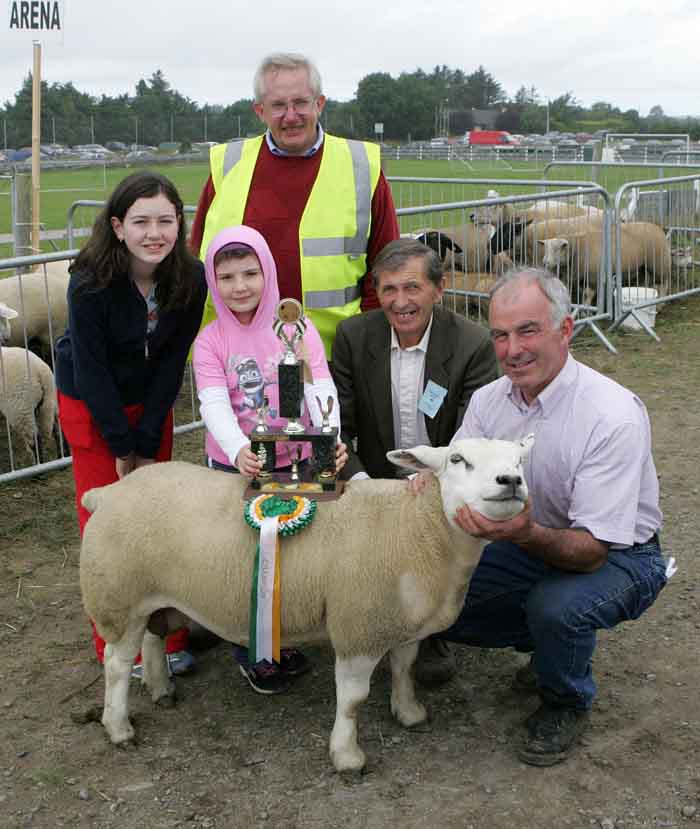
[[490, 267, 572, 326], [253, 53, 323, 102]]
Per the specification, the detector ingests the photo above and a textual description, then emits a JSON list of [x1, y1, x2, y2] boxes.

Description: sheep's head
[[387, 436, 533, 527], [0, 302, 18, 344], [538, 237, 568, 272]]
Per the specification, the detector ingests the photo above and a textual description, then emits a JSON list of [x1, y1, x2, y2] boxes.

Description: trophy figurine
[[315, 395, 335, 433], [253, 396, 270, 434], [273, 299, 307, 434]]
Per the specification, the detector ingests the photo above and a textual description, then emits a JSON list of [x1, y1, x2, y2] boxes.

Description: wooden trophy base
[[243, 477, 345, 501]]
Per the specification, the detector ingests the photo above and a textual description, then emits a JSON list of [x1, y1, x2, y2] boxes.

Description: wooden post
[[13, 173, 32, 266], [31, 41, 41, 256]]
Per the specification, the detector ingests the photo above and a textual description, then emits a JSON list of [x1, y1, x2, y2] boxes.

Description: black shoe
[[278, 647, 311, 677], [414, 638, 457, 687], [238, 661, 291, 695], [512, 656, 538, 694], [517, 703, 590, 767]]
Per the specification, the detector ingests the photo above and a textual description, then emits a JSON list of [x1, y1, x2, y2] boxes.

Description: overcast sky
[[2, 0, 698, 118]]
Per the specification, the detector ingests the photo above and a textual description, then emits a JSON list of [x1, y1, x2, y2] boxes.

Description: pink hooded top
[[193, 225, 331, 468]]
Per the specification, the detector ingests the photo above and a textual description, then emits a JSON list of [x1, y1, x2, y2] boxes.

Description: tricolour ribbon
[[249, 516, 281, 664]]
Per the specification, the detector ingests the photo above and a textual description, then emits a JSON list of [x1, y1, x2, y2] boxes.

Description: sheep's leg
[[102, 625, 145, 745], [329, 654, 381, 773], [141, 630, 175, 706], [389, 641, 427, 727]]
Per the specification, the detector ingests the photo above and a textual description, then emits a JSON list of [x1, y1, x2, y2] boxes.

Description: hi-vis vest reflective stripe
[[199, 133, 381, 357]]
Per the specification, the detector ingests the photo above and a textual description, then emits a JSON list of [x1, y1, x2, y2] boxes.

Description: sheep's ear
[[387, 445, 448, 472], [536, 239, 545, 246], [561, 240, 569, 249], [519, 433, 535, 457], [0, 303, 18, 320]]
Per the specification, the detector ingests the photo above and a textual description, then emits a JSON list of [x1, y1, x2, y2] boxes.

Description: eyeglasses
[[267, 98, 316, 118]]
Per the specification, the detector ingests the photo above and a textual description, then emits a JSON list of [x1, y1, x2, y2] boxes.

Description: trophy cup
[[245, 299, 344, 501]]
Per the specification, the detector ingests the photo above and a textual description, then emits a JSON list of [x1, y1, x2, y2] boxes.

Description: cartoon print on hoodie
[[232, 356, 273, 413], [193, 225, 332, 468]]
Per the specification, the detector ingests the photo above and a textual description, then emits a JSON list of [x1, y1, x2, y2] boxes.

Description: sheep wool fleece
[[193, 225, 332, 469], [57, 393, 187, 662]]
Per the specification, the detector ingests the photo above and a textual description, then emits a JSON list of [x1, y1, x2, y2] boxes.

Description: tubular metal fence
[[2, 171, 700, 481]]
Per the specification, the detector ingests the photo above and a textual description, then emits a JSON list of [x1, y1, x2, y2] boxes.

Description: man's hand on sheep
[[134, 456, 155, 472], [454, 498, 535, 544]]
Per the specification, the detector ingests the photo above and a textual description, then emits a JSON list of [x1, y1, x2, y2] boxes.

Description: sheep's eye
[[449, 454, 473, 470]]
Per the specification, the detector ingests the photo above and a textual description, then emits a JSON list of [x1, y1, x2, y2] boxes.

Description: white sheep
[[471, 191, 603, 229], [80, 437, 532, 773], [0, 261, 71, 355], [537, 221, 672, 304], [0, 345, 58, 464], [0, 301, 18, 344]]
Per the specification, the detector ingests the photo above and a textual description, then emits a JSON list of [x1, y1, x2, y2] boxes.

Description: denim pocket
[[608, 545, 667, 621]]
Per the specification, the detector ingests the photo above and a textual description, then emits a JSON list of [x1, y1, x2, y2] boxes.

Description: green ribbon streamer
[[248, 542, 260, 664]]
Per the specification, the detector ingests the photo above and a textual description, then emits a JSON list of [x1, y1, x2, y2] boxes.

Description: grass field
[[2, 156, 700, 259]]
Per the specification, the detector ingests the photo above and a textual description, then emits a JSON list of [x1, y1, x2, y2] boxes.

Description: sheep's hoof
[[337, 766, 368, 783], [330, 745, 366, 775], [392, 700, 428, 728], [115, 736, 138, 751], [155, 692, 176, 709], [107, 724, 137, 748]]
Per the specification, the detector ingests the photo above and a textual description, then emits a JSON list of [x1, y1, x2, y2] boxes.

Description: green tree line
[[2, 65, 699, 149]]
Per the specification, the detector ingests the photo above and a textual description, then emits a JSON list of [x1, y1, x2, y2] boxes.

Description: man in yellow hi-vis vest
[[188, 53, 401, 696], [189, 52, 399, 359]]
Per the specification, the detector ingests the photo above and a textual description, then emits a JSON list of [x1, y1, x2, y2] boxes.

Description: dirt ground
[[2, 296, 699, 829]]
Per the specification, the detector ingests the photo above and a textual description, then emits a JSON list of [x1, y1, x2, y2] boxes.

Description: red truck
[[464, 130, 518, 146]]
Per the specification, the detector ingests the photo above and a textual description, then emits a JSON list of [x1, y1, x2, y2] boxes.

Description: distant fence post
[[12, 172, 32, 270]]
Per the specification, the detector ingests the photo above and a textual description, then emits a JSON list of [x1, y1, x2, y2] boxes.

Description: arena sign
[[7, 1, 64, 39]]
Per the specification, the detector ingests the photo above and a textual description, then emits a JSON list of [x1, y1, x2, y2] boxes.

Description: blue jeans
[[440, 536, 668, 710]]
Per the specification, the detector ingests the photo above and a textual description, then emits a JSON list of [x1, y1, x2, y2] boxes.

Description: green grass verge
[[2, 157, 698, 259]]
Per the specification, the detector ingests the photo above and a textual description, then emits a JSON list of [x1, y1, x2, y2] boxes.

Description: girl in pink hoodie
[[193, 225, 346, 694]]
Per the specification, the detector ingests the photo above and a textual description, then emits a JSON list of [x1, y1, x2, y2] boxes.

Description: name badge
[[418, 380, 447, 419]]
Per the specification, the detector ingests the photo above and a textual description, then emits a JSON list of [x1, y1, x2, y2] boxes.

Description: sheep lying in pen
[[0, 262, 71, 356], [80, 437, 532, 773]]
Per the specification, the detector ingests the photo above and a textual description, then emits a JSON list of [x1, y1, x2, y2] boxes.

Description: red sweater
[[189, 139, 399, 311]]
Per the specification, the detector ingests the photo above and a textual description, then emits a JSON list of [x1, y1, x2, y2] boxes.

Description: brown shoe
[[512, 656, 538, 694], [413, 638, 457, 687]]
